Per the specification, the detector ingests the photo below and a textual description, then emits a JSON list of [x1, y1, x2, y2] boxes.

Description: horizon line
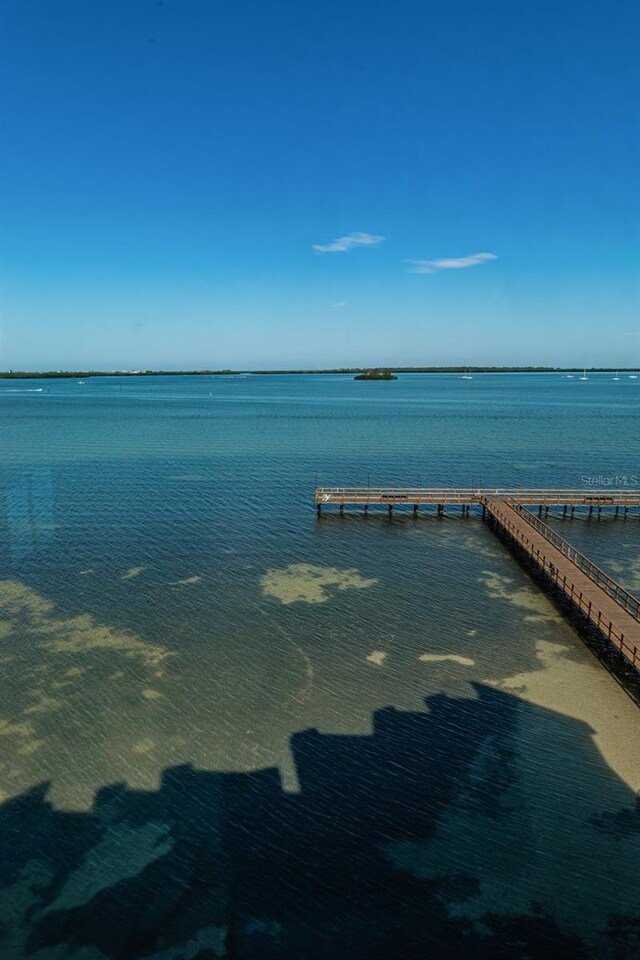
[[1, 366, 639, 378]]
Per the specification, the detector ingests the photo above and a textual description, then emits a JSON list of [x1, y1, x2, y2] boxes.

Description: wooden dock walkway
[[314, 486, 640, 675], [484, 497, 640, 674], [315, 486, 640, 511]]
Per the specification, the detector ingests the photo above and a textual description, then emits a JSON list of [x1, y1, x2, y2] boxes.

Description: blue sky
[[1, 0, 639, 369]]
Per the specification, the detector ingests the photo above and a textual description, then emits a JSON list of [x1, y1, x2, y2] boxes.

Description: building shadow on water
[[1, 685, 639, 960]]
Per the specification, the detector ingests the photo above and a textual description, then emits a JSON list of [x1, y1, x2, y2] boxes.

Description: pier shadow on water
[[1, 684, 639, 960]]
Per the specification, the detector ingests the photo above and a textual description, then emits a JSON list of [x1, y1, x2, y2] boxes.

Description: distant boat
[[629, 372, 638, 379], [461, 368, 473, 380], [77, 380, 85, 384], [565, 374, 574, 379], [579, 369, 588, 381], [613, 371, 620, 380]]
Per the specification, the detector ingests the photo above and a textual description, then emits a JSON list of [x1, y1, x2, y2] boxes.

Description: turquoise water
[[1, 373, 639, 959]]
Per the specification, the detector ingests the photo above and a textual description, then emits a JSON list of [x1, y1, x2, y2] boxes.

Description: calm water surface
[[1, 373, 639, 959]]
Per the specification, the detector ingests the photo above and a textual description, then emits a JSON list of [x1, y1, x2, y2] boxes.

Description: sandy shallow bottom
[[1, 550, 639, 957], [386, 638, 640, 948]]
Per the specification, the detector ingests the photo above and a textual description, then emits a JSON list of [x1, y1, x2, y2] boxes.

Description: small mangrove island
[[353, 368, 398, 381]]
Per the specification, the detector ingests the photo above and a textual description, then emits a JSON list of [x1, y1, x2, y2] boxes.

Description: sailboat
[[613, 371, 620, 380], [629, 372, 638, 379], [579, 369, 588, 381], [461, 368, 473, 380]]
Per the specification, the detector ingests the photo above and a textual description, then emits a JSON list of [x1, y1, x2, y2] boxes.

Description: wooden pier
[[484, 497, 640, 673], [315, 487, 640, 511], [315, 486, 640, 675]]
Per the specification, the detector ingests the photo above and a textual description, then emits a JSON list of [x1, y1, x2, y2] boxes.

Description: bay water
[[1, 373, 639, 959]]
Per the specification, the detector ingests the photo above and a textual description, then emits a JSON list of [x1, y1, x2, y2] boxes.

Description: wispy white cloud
[[406, 252, 497, 274], [313, 232, 385, 254], [329, 300, 346, 309]]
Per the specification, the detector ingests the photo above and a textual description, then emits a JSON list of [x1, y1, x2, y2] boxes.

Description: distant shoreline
[[0, 367, 637, 380]]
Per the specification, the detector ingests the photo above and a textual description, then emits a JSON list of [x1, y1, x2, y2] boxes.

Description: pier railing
[[507, 499, 640, 621], [315, 486, 640, 506], [484, 498, 639, 671]]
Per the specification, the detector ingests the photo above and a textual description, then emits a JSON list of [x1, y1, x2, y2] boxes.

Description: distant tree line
[[0, 366, 634, 379]]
